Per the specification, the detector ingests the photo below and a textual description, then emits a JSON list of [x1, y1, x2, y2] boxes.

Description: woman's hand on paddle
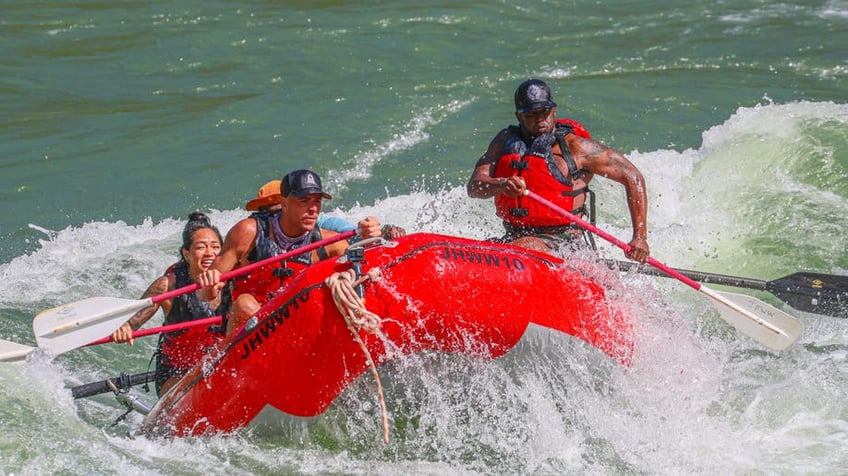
[[111, 322, 135, 345], [625, 235, 650, 264], [197, 269, 225, 302]]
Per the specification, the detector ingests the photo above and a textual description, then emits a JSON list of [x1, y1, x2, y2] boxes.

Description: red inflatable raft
[[140, 232, 632, 437]]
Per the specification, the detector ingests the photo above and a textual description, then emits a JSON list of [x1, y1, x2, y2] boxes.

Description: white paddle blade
[[704, 288, 804, 351], [32, 296, 151, 355], [0, 339, 34, 362]]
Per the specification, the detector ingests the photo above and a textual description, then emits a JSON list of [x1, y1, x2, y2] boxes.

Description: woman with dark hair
[[111, 212, 224, 396]]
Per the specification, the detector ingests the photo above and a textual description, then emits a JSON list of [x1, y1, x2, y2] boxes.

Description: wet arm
[[317, 215, 356, 233], [580, 140, 648, 239], [321, 229, 345, 258], [210, 219, 257, 275], [467, 131, 514, 198], [197, 219, 257, 301], [111, 275, 173, 344], [578, 139, 650, 262]]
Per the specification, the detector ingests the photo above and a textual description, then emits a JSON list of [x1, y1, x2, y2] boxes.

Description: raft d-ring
[[336, 236, 398, 263]]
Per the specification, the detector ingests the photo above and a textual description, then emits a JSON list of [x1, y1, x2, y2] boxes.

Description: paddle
[[29, 229, 356, 357], [84, 315, 223, 347], [0, 339, 36, 363], [0, 316, 224, 363], [604, 260, 848, 319], [524, 190, 804, 351], [71, 370, 157, 399]]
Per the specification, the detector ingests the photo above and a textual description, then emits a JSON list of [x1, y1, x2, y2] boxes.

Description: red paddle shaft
[[85, 229, 356, 346], [149, 229, 357, 304], [525, 190, 703, 290], [85, 315, 223, 347]]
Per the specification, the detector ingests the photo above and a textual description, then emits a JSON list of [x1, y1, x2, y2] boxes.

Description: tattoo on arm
[[125, 276, 170, 330], [585, 140, 606, 161]]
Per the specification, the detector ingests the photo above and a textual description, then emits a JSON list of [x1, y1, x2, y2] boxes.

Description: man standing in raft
[[198, 169, 384, 333], [466, 78, 650, 263]]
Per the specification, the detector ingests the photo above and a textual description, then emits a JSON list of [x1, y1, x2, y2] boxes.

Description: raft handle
[[336, 237, 397, 263]]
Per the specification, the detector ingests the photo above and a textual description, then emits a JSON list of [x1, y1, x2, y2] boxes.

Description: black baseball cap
[[514, 79, 557, 113], [281, 169, 332, 200]]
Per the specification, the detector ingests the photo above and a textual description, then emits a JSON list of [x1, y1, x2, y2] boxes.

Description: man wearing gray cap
[[466, 78, 650, 263], [198, 169, 384, 333]]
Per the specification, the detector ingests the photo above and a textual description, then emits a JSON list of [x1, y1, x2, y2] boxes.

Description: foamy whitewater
[[2, 1, 847, 473], [2, 102, 847, 474]]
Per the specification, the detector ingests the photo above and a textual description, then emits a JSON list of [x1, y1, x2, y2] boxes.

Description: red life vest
[[158, 262, 221, 371], [159, 325, 219, 371], [493, 118, 592, 228], [229, 259, 308, 308]]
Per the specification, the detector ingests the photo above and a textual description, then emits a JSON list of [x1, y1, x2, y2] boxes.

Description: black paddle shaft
[[71, 371, 156, 399], [605, 260, 848, 318]]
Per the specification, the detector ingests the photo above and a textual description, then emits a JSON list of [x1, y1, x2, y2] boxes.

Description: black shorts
[[153, 352, 186, 397], [494, 222, 595, 251]]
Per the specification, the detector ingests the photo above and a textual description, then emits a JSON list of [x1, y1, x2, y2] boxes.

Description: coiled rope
[[325, 267, 389, 443]]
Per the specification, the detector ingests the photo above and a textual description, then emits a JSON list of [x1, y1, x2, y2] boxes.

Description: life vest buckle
[[510, 207, 529, 217], [510, 159, 528, 170], [272, 267, 294, 278]]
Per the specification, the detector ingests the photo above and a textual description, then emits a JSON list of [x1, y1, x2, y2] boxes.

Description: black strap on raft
[[345, 244, 367, 299], [71, 371, 156, 399]]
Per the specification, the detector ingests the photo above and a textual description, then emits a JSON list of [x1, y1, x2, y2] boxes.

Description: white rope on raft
[[324, 267, 389, 444]]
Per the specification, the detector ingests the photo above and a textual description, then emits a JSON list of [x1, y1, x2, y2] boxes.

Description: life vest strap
[[561, 186, 589, 198], [555, 129, 586, 181]]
